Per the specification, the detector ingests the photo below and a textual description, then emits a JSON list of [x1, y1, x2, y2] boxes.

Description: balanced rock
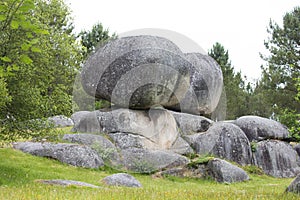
[[102, 173, 142, 187], [13, 142, 103, 168], [253, 140, 300, 177], [184, 122, 252, 166], [206, 158, 249, 183], [81, 35, 191, 109], [168, 53, 223, 114], [234, 116, 290, 142]]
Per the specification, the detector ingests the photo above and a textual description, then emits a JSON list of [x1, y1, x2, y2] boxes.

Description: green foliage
[[250, 142, 258, 152], [209, 43, 252, 120], [0, 118, 54, 146], [79, 22, 116, 58], [0, 0, 83, 142], [278, 109, 300, 142], [188, 154, 215, 168], [242, 165, 264, 175]]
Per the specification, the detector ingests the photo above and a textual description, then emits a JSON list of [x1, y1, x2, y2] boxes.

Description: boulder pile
[[14, 35, 300, 183]]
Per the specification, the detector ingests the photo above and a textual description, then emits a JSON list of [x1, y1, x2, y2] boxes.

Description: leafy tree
[[0, 0, 83, 142], [257, 7, 300, 140], [79, 23, 115, 58], [209, 42, 250, 120]]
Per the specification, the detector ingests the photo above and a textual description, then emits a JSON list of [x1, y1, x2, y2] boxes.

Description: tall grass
[[0, 148, 299, 200]]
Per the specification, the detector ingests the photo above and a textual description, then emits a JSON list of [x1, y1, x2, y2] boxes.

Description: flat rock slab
[[102, 173, 142, 187], [13, 142, 104, 169], [207, 158, 249, 183], [37, 179, 101, 188], [120, 148, 189, 173], [234, 115, 290, 142], [73, 108, 179, 150], [184, 122, 252, 166], [253, 140, 300, 178]]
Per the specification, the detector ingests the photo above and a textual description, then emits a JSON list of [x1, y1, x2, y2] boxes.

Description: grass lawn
[[0, 147, 299, 200]]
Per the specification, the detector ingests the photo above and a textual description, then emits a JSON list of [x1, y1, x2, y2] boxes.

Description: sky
[[66, 0, 299, 82]]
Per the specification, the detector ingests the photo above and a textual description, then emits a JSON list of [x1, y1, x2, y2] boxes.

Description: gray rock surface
[[48, 115, 74, 127], [81, 35, 191, 109], [169, 110, 212, 135], [72, 111, 100, 133], [207, 158, 249, 183], [13, 142, 103, 168], [169, 137, 194, 155], [63, 133, 120, 165], [71, 111, 91, 126], [294, 143, 300, 157], [37, 179, 100, 188], [184, 122, 252, 166], [120, 148, 189, 173], [253, 140, 300, 178], [234, 116, 290, 142], [73, 108, 179, 150], [109, 132, 193, 155], [286, 174, 300, 194], [102, 173, 142, 187], [169, 53, 223, 114]]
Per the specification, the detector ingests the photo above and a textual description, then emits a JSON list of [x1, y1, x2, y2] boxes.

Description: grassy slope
[[0, 148, 299, 200]]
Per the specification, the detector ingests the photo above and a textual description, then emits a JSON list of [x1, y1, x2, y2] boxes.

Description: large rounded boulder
[[234, 116, 290, 142], [184, 122, 252, 166], [81, 35, 191, 109], [253, 140, 300, 178]]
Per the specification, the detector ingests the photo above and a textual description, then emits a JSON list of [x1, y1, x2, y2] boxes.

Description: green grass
[[0, 148, 299, 200]]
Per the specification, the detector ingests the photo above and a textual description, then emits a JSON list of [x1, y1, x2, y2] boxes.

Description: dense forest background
[[0, 0, 299, 141]]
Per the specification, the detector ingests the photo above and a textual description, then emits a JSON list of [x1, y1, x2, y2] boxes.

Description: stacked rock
[[78, 35, 223, 152], [81, 35, 223, 114]]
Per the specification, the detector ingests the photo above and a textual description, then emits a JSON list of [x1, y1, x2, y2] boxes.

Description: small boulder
[[206, 158, 249, 183], [169, 110, 212, 135], [48, 115, 74, 127], [120, 148, 189, 173], [102, 173, 142, 187], [253, 140, 300, 178], [234, 116, 290, 142], [286, 174, 300, 194], [13, 142, 103, 168], [184, 122, 252, 166]]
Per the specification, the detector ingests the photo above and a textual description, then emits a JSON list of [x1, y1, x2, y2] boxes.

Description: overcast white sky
[[66, 0, 299, 82]]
